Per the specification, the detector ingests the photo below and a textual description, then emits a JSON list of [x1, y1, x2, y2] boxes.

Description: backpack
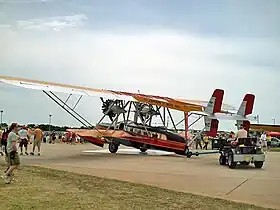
[[2, 131, 8, 143]]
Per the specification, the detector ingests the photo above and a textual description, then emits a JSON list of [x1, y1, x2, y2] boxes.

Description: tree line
[[0, 123, 88, 132]]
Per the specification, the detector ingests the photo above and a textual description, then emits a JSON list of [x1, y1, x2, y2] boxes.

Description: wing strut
[[166, 108, 177, 132], [63, 94, 72, 108], [176, 113, 192, 127], [188, 115, 203, 128], [73, 95, 83, 110], [43, 91, 93, 128]]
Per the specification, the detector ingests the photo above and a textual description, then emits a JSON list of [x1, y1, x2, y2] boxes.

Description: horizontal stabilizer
[[209, 113, 257, 121]]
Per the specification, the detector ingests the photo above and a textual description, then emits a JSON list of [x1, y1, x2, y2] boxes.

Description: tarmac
[[2, 143, 280, 209]]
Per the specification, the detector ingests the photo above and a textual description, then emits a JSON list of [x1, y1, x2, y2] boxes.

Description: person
[[260, 132, 267, 153], [49, 131, 55, 144], [267, 135, 272, 151], [72, 132, 77, 144], [229, 131, 235, 139], [195, 133, 203, 150], [30, 125, 43, 156], [1, 123, 20, 184], [18, 125, 29, 155], [203, 135, 209, 150], [27, 127, 34, 144], [61, 135, 66, 143], [235, 124, 248, 139], [1, 128, 12, 174], [46, 134, 50, 144], [0, 128, 3, 156], [1, 128, 10, 157]]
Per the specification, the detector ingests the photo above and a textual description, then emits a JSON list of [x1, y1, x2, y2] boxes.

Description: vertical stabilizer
[[236, 94, 255, 132], [204, 89, 224, 137]]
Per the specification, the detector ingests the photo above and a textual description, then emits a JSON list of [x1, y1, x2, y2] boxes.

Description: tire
[[241, 161, 250, 165], [140, 148, 147, 153], [228, 154, 237, 169], [219, 154, 226, 165], [108, 142, 118, 153], [186, 151, 192, 158], [254, 161, 264, 168]]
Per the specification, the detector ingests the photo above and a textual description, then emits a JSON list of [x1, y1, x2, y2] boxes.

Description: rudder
[[236, 94, 255, 132], [204, 89, 224, 137]]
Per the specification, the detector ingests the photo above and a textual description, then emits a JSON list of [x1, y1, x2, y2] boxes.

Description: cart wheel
[[186, 151, 192, 158], [109, 142, 118, 153], [219, 154, 226, 165], [240, 161, 250, 165], [254, 161, 264, 169], [140, 148, 147, 153], [228, 154, 237, 169]]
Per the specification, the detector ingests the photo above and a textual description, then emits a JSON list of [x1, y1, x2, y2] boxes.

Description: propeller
[[101, 99, 116, 122]]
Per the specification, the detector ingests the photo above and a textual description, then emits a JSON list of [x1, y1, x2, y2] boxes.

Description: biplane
[[0, 76, 256, 157]]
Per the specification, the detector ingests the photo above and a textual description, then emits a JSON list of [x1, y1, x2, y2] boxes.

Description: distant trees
[[0, 122, 8, 128], [26, 124, 82, 132], [1, 123, 85, 132]]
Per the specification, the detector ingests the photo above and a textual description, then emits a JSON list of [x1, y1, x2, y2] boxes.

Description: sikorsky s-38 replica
[[0, 76, 256, 157]]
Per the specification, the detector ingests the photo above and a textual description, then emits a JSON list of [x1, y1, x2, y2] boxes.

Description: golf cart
[[219, 137, 265, 169]]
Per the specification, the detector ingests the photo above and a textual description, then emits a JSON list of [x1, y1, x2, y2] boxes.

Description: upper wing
[[0, 75, 234, 113]]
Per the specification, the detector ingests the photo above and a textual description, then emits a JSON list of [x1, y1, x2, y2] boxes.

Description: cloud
[[16, 14, 87, 31], [0, 27, 279, 129]]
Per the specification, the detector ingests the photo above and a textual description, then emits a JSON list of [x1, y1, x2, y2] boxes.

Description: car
[[219, 137, 265, 169], [270, 137, 280, 147]]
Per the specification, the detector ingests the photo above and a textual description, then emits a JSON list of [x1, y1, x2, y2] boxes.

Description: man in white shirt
[[235, 124, 248, 139], [260, 132, 267, 152], [18, 125, 29, 155]]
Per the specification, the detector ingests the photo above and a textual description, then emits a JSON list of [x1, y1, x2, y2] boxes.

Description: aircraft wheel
[[109, 142, 119, 153], [228, 153, 237, 169], [219, 154, 226, 165], [140, 148, 147, 153], [254, 161, 264, 169]]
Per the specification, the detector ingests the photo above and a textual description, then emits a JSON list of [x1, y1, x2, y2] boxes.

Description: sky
[[0, 0, 279, 131]]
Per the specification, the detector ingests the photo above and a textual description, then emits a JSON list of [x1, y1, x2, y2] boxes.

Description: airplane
[[0, 75, 256, 157]]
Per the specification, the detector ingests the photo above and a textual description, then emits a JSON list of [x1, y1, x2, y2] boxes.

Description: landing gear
[[109, 142, 119, 153], [139, 148, 147, 153]]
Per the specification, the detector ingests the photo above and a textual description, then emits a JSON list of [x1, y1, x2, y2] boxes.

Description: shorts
[[267, 141, 271, 147], [19, 139, 28, 147], [34, 139, 41, 147], [1, 139, 6, 146], [7, 151, 20, 166]]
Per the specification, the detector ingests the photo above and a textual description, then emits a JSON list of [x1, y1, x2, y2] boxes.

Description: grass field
[[0, 165, 272, 210], [270, 147, 280, 152]]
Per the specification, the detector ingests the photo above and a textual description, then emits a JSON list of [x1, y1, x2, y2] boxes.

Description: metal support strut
[[43, 91, 93, 128]]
